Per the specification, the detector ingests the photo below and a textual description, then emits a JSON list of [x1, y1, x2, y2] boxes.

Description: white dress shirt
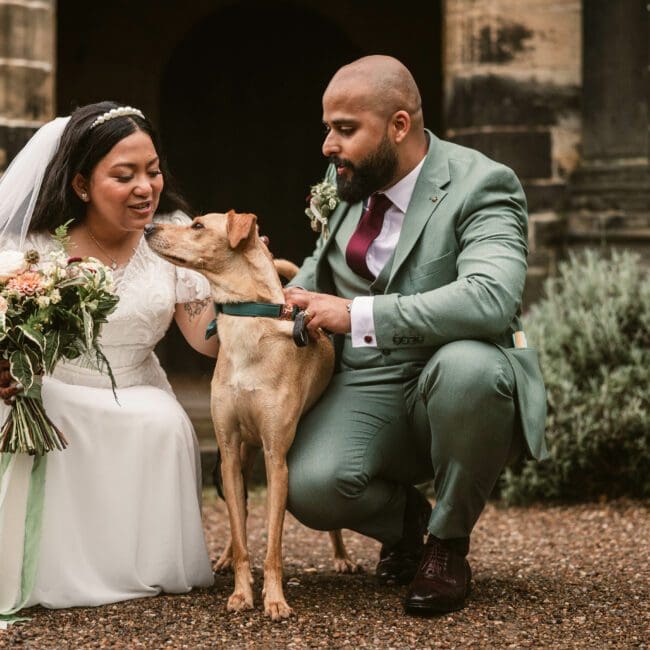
[[350, 156, 426, 347]]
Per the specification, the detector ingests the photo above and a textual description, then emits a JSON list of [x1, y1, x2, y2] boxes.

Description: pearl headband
[[90, 106, 145, 130]]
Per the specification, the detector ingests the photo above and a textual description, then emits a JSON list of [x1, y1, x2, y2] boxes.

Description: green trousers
[[287, 340, 522, 544]]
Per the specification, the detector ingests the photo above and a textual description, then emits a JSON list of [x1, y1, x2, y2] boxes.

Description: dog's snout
[[143, 223, 157, 238]]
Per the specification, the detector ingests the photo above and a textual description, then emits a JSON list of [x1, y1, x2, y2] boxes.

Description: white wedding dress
[[0, 214, 214, 612]]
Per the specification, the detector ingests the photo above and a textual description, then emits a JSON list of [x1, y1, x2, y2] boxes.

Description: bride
[[0, 102, 218, 617]]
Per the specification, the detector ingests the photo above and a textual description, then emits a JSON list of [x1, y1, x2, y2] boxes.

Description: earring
[[80, 192, 89, 202]]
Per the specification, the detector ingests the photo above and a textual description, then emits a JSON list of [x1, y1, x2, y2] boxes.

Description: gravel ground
[[1, 490, 648, 649]]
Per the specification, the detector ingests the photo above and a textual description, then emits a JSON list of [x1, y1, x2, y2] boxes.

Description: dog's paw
[[227, 591, 254, 613], [264, 598, 293, 621], [333, 557, 363, 574], [214, 552, 233, 573]]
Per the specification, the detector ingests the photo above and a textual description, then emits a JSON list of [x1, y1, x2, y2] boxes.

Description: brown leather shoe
[[403, 535, 471, 615], [376, 485, 432, 585]]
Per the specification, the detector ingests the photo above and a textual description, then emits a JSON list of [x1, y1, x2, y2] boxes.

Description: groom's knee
[[287, 455, 367, 531], [418, 340, 515, 411]]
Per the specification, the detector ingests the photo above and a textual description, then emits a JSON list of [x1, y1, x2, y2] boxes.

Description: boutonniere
[[304, 180, 339, 240]]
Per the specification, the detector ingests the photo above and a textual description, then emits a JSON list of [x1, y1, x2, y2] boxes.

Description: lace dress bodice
[[25, 213, 210, 392]]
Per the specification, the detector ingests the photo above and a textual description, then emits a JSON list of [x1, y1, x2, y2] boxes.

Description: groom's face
[[321, 86, 399, 204]]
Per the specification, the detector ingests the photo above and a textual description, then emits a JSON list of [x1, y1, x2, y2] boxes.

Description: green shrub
[[501, 249, 650, 504]]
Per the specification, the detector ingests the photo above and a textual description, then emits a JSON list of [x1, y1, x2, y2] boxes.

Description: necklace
[[87, 228, 119, 269], [87, 228, 138, 270]]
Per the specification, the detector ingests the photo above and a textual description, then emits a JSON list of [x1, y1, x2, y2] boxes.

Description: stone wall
[[564, 0, 650, 262], [443, 0, 582, 305], [0, 0, 54, 172]]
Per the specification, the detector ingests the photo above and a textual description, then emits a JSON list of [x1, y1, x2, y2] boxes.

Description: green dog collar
[[205, 302, 301, 340]]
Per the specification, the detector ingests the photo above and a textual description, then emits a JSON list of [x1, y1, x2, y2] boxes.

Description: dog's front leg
[[262, 446, 293, 621], [220, 438, 254, 613], [215, 443, 259, 573]]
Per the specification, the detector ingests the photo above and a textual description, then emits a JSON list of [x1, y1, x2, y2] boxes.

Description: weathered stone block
[[450, 130, 551, 180], [445, 0, 581, 83], [529, 211, 565, 249], [446, 74, 579, 129], [0, 3, 53, 61], [524, 182, 565, 213], [0, 65, 52, 120]]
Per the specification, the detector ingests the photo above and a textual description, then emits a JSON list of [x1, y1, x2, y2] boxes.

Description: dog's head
[[145, 210, 279, 300], [145, 210, 262, 269]]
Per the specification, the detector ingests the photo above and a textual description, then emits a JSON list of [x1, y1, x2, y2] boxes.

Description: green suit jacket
[[292, 131, 548, 460]]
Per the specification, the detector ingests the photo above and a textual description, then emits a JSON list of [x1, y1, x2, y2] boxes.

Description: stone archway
[[159, 3, 362, 263]]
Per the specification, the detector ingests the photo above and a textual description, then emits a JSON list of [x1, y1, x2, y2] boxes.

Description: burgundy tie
[[345, 193, 392, 280]]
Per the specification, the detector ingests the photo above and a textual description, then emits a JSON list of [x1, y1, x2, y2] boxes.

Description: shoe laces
[[422, 540, 449, 578]]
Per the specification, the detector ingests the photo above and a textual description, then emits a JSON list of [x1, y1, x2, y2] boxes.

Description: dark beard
[[332, 135, 398, 204]]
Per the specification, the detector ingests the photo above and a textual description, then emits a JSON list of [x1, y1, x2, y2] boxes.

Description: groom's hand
[[0, 359, 20, 405], [283, 288, 352, 336]]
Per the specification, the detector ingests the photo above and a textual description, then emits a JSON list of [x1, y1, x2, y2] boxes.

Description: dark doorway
[[160, 3, 361, 263]]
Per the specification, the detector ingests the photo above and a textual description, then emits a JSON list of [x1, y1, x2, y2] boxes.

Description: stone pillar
[[443, 0, 582, 304], [0, 0, 55, 173], [565, 0, 650, 258]]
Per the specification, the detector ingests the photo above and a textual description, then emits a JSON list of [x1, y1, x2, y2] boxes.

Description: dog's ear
[[226, 210, 257, 249]]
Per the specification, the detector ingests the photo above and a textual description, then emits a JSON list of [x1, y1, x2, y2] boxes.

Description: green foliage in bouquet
[[501, 249, 650, 504], [0, 225, 119, 455]]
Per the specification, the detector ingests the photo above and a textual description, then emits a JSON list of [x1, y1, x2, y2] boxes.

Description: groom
[[284, 55, 547, 615]]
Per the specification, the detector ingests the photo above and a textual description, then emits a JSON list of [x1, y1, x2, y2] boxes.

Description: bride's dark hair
[[30, 101, 192, 232]]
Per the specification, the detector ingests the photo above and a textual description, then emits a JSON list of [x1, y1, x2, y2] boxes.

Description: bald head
[[325, 55, 423, 128]]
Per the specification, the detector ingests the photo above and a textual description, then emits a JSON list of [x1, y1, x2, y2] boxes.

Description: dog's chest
[[217, 318, 293, 393]]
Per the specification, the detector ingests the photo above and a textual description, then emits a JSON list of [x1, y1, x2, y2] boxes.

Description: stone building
[[1, 0, 648, 362]]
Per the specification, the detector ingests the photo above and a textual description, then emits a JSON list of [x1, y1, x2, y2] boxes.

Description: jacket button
[[364, 335, 373, 344]]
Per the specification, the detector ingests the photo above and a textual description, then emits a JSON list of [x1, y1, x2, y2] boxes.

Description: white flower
[[49, 289, 61, 304], [48, 250, 68, 268], [305, 180, 339, 240], [0, 250, 28, 281], [37, 295, 51, 308], [0, 295, 7, 316]]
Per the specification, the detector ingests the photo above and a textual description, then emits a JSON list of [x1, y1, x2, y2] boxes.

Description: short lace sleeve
[[154, 211, 211, 304]]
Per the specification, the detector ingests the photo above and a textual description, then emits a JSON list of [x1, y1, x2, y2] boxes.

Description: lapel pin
[[431, 195, 438, 202]]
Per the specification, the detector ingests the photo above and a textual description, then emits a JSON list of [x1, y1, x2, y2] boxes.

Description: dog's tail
[[273, 259, 299, 281]]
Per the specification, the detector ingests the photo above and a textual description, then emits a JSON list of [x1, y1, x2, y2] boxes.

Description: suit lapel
[[320, 199, 355, 256], [333, 202, 363, 254], [315, 199, 357, 290], [388, 132, 451, 285]]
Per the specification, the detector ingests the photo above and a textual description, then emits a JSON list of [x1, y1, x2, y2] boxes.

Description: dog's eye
[[191, 222, 205, 230]]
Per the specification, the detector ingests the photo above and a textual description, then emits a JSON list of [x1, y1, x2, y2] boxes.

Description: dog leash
[[205, 302, 310, 347]]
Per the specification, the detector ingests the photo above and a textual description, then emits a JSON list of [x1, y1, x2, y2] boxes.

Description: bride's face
[[82, 130, 164, 234]]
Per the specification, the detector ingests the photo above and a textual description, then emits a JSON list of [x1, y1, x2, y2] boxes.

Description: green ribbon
[[0, 453, 47, 626]]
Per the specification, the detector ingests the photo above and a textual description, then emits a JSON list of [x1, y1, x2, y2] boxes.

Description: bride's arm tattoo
[[183, 298, 210, 322]]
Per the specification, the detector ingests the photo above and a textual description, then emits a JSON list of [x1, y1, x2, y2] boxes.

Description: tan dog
[[145, 211, 357, 620]]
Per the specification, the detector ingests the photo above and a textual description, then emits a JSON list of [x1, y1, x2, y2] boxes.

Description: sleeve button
[[364, 335, 373, 344]]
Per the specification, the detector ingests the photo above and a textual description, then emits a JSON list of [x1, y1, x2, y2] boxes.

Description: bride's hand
[[0, 359, 21, 405]]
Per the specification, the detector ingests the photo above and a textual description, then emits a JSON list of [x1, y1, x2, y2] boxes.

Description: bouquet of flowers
[[305, 180, 339, 240], [0, 225, 119, 455]]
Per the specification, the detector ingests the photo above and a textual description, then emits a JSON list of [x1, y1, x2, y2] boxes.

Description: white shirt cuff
[[350, 296, 377, 347]]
